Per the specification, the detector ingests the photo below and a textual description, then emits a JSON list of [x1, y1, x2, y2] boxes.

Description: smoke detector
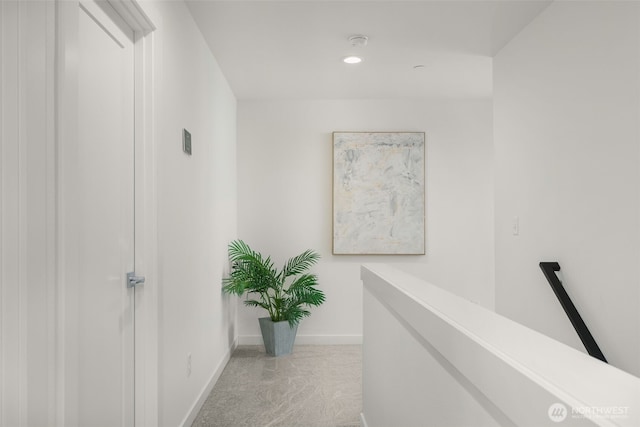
[[348, 35, 368, 47]]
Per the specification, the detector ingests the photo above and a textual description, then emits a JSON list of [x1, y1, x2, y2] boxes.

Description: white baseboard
[[237, 334, 363, 346], [180, 337, 238, 427], [360, 412, 368, 427]]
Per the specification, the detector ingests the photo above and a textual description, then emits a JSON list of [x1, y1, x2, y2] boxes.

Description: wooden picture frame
[[333, 132, 425, 255]]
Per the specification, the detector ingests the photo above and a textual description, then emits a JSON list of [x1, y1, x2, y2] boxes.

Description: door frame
[[55, 1, 157, 425]]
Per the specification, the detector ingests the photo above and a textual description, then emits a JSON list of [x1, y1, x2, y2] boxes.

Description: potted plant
[[222, 239, 325, 356]]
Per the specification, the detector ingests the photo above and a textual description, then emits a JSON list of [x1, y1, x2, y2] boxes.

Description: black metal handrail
[[539, 262, 607, 363]]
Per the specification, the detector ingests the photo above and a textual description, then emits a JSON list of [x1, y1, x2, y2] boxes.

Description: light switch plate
[[183, 129, 192, 155]]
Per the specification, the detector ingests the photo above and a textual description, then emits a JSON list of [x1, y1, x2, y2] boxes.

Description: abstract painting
[[333, 132, 425, 255]]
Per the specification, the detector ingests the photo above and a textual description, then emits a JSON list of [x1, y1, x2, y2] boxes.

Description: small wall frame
[[333, 132, 425, 255]]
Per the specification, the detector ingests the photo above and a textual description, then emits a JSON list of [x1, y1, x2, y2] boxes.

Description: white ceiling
[[186, 0, 551, 100]]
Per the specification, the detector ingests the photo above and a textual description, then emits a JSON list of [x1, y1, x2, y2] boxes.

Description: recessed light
[[343, 56, 362, 64]]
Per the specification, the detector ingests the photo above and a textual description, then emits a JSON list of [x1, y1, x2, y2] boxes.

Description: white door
[[62, 1, 136, 426]]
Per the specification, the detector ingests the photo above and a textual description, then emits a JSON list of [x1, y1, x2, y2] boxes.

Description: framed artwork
[[333, 132, 425, 255]]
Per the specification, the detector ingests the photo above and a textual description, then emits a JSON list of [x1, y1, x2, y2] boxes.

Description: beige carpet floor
[[191, 345, 362, 427]]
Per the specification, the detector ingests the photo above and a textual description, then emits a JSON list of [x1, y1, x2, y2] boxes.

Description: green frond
[[282, 249, 320, 278], [223, 240, 279, 294], [244, 299, 270, 311], [280, 304, 311, 327], [287, 273, 318, 290], [222, 276, 247, 296], [286, 274, 325, 307], [229, 240, 275, 272]]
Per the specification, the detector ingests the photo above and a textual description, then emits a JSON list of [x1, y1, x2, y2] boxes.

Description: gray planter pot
[[258, 317, 298, 357]]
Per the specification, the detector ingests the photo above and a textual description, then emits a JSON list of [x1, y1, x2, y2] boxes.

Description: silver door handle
[[127, 272, 145, 288]]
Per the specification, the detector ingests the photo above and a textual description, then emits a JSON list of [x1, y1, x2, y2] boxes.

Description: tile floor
[[192, 345, 362, 427]]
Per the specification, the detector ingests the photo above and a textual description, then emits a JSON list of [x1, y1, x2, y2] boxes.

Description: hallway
[[192, 346, 362, 427], [4, 1, 640, 425]]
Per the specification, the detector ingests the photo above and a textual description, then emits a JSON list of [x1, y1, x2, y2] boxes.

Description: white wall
[[1, 2, 56, 426], [494, 1, 640, 376], [147, 1, 238, 426], [237, 99, 493, 342]]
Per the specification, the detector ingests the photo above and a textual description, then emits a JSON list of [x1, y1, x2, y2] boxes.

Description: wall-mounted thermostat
[[183, 129, 192, 155]]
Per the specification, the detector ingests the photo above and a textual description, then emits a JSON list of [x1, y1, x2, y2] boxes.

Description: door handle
[[127, 272, 145, 288]]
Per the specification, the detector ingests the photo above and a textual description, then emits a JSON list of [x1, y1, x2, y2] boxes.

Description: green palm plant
[[222, 240, 325, 327]]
